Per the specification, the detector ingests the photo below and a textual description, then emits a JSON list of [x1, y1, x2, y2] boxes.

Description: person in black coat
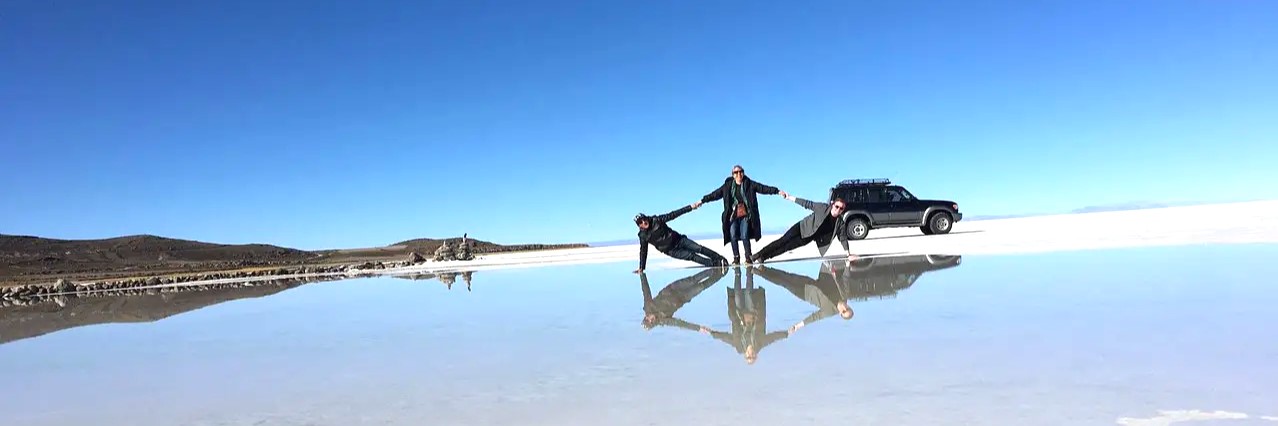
[[634, 204, 729, 273], [696, 165, 788, 265]]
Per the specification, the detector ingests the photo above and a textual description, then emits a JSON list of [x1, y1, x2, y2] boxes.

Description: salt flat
[[404, 200, 1278, 273]]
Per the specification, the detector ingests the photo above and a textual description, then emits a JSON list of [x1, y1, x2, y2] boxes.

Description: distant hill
[[0, 234, 315, 278]]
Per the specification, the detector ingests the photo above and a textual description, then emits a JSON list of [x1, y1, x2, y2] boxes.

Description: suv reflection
[[835, 254, 961, 301]]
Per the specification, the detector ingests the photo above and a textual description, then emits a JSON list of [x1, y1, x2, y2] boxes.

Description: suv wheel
[[846, 217, 870, 240], [927, 212, 953, 235], [920, 225, 934, 235]]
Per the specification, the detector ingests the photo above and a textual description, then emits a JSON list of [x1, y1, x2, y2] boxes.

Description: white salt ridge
[[1116, 409, 1250, 425], [398, 199, 1278, 273]]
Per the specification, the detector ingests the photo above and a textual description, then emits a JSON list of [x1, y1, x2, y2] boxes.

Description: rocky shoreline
[[0, 255, 437, 306]]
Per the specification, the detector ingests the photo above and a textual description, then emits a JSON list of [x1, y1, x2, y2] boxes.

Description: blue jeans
[[729, 216, 752, 259], [666, 237, 728, 267]]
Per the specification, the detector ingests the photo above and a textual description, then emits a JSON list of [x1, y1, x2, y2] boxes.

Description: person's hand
[[699, 326, 710, 335], [847, 253, 858, 262], [634, 268, 644, 274], [691, 201, 703, 209], [778, 190, 788, 198]]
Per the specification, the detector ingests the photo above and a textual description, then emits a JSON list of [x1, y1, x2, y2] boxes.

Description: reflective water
[[2, 245, 1276, 425]]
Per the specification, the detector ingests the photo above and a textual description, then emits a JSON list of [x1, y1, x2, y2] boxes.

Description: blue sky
[[3, 0, 1276, 249]]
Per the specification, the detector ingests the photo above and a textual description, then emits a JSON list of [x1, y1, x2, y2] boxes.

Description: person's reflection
[[640, 267, 727, 330], [439, 272, 457, 290], [751, 261, 854, 335], [700, 267, 790, 364]]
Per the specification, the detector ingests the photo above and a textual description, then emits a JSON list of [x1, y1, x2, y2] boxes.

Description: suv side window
[[884, 187, 908, 202], [833, 188, 866, 203], [866, 187, 887, 203]]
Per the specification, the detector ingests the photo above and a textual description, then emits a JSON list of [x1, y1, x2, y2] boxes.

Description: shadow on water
[[0, 275, 352, 346], [641, 254, 962, 364]]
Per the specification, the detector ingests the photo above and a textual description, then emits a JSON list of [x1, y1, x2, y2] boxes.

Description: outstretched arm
[[700, 182, 726, 203], [837, 221, 852, 257], [750, 180, 784, 197], [636, 240, 649, 273], [785, 195, 829, 212], [652, 204, 695, 224]]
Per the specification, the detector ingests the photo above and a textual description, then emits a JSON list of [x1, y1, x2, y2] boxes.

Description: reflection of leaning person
[[639, 268, 727, 330], [633, 204, 729, 273]]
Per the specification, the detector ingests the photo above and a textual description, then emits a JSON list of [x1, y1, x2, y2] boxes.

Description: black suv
[[828, 178, 962, 240]]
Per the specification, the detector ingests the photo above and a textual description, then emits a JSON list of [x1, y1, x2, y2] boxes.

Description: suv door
[[886, 186, 925, 224], [863, 187, 895, 224]]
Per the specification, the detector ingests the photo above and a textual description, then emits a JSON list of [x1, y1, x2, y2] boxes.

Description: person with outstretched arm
[[698, 165, 788, 265], [750, 195, 856, 264], [634, 204, 729, 273]]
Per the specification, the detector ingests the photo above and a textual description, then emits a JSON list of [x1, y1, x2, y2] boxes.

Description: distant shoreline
[[0, 234, 587, 289]]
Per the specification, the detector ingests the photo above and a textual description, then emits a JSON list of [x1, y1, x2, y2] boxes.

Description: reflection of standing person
[[438, 272, 457, 289], [700, 267, 789, 365], [461, 271, 473, 291], [698, 165, 787, 265], [634, 204, 729, 273], [751, 195, 855, 264], [639, 268, 727, 330]]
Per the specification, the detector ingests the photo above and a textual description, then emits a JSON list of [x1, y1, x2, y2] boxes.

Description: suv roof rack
[[837, 178, 891, 187]]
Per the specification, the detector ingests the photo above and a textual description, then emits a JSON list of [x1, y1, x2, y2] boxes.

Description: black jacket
[[637, 205, 693, 270], [700, 176, 780, 244]]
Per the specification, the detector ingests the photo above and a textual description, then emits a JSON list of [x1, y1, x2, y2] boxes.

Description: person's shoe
[[731, 256, 740, 266]]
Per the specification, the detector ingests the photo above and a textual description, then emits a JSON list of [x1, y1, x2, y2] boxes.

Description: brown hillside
[[0, 234, 315, 281]]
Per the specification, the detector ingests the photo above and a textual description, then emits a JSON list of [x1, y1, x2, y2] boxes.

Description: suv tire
[[845, 216, 870, 240], [926, 211, 953, 235], [920, 226, 934, 235]]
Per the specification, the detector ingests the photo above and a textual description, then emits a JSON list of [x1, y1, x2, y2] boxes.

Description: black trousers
[[665, 237, 728, 267], [753, 223, 813, 262]]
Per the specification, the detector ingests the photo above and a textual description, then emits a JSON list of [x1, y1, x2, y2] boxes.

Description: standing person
[[750, 194, 856, 264], [697, 165, 788, 265], [634, 204, 730, 273]]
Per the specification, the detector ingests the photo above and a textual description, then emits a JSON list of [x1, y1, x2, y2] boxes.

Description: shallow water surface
[[2, 245, 1277, 425]]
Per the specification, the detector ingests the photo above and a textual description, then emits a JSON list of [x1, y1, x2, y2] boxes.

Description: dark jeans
[[728, 216, 751, 259], [667, 237, 728, 267], [752, 223, 813, 262]]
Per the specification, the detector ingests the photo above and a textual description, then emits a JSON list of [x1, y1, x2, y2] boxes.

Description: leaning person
[[634, 204, 729, 273], [750, 194, 855, 264]]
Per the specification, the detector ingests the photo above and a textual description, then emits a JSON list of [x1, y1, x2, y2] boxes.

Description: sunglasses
[[732, 170, 743, 174]]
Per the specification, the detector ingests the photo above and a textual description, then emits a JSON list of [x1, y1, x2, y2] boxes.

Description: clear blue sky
[[3, 0, 1276, 249]]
